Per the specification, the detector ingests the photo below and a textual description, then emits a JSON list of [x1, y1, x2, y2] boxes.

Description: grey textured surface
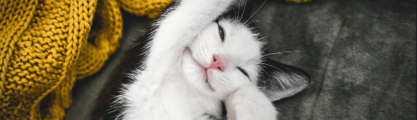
[[252, 0, 416, 119], [66, 0, 416, 119]]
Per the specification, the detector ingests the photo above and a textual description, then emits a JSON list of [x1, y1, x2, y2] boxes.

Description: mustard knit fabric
[[0, 0, 173, 119]]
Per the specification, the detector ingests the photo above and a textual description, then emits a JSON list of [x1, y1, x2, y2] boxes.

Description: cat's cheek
[[182, 51, 217, 97], [228, 72, 252, 88], [182, 52, 204, 85], [206, 70, 217, 89]]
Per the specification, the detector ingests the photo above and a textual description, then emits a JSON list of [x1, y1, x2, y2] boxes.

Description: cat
[[91, 0, 310, 120]]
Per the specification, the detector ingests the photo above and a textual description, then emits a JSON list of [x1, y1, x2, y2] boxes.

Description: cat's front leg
[[141, 0, 237, 87], [225, 86, 277, 120]]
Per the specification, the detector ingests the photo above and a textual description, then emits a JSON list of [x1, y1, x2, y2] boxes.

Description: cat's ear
[[258, 58, 311, 101]]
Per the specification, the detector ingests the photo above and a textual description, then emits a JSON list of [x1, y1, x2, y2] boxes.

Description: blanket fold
[[0, 0, 172, 119]]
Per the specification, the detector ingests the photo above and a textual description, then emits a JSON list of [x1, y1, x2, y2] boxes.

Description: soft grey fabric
[[252, 0, 416, 119], [66, 0, 416, 119], [65, 13, 150, 120]]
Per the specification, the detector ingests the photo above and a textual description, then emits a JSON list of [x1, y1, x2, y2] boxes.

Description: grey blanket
[[65, 0, 416, 119], [253, 0, 416, 119]]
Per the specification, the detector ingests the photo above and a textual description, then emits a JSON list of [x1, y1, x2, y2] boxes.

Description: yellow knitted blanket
[[0, 0, 173, 119]]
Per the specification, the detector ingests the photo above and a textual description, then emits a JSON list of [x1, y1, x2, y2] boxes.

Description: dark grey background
[[66, 0, 416, 119]]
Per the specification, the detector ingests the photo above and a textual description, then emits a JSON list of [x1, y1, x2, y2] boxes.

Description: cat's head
[[181, 18, 310, 101]]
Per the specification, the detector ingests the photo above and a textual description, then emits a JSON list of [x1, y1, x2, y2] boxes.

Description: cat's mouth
[[185, 47, 214, 91]]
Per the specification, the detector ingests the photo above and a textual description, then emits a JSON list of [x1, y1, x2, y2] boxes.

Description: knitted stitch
[[0, 0, 172, 119]]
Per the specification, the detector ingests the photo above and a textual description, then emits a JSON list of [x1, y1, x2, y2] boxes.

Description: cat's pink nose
[[209, 54, 225, 71]]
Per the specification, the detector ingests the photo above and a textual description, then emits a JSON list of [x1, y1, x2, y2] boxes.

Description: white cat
[[101, 0, 311, 120]]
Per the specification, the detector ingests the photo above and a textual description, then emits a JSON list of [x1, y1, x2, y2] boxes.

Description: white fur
[[119, 0, 277, 120], [226, 86, 277, 120]]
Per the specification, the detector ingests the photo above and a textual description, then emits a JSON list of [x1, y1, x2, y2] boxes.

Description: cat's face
[[181, 19, 263, 99]]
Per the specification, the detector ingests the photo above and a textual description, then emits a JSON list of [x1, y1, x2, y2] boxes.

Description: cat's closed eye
[[237, 67, 249, 80]]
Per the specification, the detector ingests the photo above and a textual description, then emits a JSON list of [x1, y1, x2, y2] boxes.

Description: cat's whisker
[[232, 8, 238, 20], [247, 20, 283, 33], [247, 49, 299, 66], [201, 38, 210, 65], [259, 63, 284, 73], [256, 20, 279, 28], [239, 0, 248, 21], [237, 0, 241, 20], [244, 20, 256, 26], [262, 51, 305, 58], [244, 0, 268, 24]]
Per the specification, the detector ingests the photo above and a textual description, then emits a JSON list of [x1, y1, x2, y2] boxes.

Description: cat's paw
[[225, 86, 277, 120]]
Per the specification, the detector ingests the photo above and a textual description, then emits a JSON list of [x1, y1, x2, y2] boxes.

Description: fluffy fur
[[91, 0, 311, 120]]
